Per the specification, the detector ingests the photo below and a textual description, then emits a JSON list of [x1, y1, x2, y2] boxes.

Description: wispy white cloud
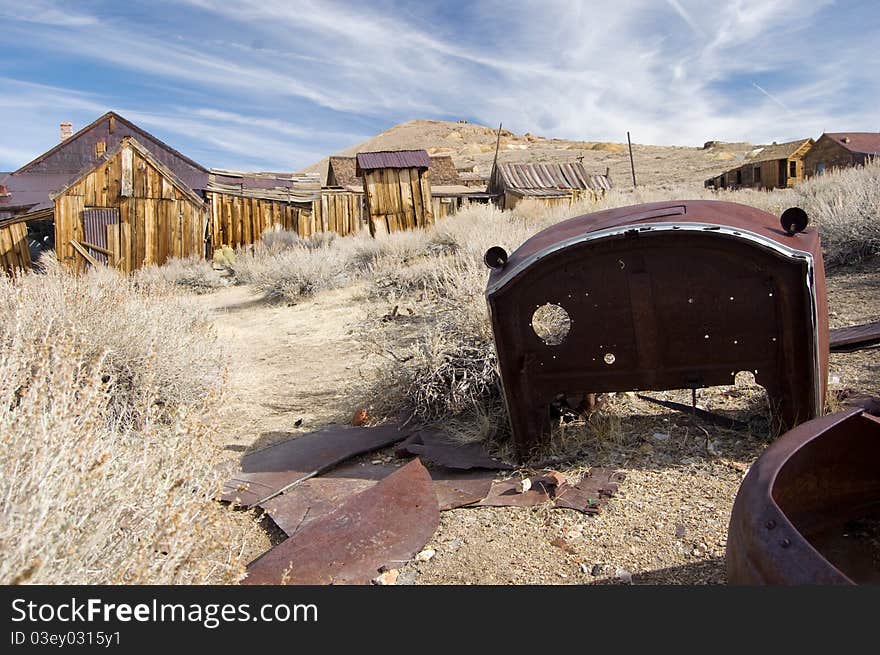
[[0, 0, 877, 171]]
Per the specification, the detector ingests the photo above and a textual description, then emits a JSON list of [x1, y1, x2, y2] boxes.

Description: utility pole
[[627, 131, 637, 188]]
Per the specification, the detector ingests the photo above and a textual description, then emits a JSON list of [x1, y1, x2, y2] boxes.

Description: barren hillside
[[300, 119, 757, 187]]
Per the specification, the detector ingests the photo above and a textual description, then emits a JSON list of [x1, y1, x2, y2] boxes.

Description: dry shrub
[[134, 255, 230, 294], [0, 265, 244, 584]]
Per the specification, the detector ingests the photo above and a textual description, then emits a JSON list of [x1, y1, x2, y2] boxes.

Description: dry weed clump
[[134, 256, 230, 294], [0, 265, 244, 584]]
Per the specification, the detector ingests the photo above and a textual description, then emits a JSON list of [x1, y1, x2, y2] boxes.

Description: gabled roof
[[327, 156, 358, 187], [355, 149, 432, 174], [50, 137, 205, 206], [493, 162, 611, 192], [745, 138, 814, 163], [820, 132, 880, 155], [14, 111, 207, 179], [331, 154, 461, 187]]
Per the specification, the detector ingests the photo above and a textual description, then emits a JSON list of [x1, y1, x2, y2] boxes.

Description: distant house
[[0, 111, 364, 274], [356, 150, 434, 235], [336, 152, 493, 228], [803, 133, 880, 177], [488, 161, 611, 211], [327, 154, 465, 190], [705, 138, 814, 190]]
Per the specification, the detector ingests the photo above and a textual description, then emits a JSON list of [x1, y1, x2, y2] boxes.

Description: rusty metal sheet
[[244, 459, 439, 585], [829, 320, 880, 352], [355, 150, 431, 173], [485, 200, 828, 457], [727, 408, 880, 585], [263, 462, 495, 536], [495, 162, 611, 192], [395, 430, 513, 470], [430, 468, 497, 511], [220, 424, 409, 507], [554, 467, 625, 514], [473, 472, 564, 508]]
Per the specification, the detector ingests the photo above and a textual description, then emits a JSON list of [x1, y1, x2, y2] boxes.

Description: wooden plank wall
[[362, 168, 434, 236], [0, 221, 32, 275], [54, 146, 208, 273], [208, 190, 363, 250]]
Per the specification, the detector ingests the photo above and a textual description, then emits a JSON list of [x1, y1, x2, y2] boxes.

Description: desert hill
[[300, 119, 757, 187]]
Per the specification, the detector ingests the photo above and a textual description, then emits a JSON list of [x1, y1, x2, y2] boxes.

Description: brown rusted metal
[[485, 200, 828, 457], [395, 430, 513, 470], [220, 424, 409, 507], [727, 408, 880, 584], [244, 459, 439, 585], [829, 320, 880, 352], [263, 462, 496, 536], [554, 467, 625, 515], [355, 150, 432, 174]]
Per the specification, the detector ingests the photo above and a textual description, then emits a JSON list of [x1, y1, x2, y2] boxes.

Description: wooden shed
[[489, 162, 611, 211], [803, 133, 880, 177], [205, 168, 365, 248], [356, 150, 434, 235], [706, 138, 814, 190], [52, 137, 209, 273]]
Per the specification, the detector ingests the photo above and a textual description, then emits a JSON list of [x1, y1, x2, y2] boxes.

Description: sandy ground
[[201, 259, 879, 585]]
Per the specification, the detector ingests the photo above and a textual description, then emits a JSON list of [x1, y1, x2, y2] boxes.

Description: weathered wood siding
[[362, 168, 434, 235], [312, 190, 365, 237], [208, 189, 363, 249], [803, 137, 862, 177], [0, 221, 31, 275], [54, 145, 208, 273]]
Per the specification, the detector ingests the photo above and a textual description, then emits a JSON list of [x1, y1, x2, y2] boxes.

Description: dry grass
[[0, 257, 246, 584]]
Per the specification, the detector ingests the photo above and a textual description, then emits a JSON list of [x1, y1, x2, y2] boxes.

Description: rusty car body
[[727, 408, 880, 584], [485, 200, 828, 456]]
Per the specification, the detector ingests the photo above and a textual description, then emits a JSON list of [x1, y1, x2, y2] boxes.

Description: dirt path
[[197, 283, 376, 453]]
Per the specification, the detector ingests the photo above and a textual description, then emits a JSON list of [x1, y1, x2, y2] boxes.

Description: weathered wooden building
[[356, 150, 434, 235], [52, 137, 209, 273], [705, 138, 814, 190], [803, 133, 880, 177], [489, 162, 611, 210]]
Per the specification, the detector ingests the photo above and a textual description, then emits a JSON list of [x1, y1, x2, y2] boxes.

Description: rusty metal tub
[[727, 408, 880, 584]]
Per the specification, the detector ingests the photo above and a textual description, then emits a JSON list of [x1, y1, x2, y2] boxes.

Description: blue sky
[[1, 0, 878, 171]]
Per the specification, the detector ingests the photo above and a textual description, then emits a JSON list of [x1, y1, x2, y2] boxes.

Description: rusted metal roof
[[485, 200, 828, 457], [355, 149, 432, 174], [220, 424, 411, 507], [244, 459, 439, 585], [821, 132, 880, 155], [1, 111, 209, 218], [494, 162, 611, 193], [727, 408, 880, 584]]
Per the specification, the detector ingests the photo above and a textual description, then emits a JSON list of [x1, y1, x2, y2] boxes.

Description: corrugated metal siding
[[82, 208, 118, 263], [497, 162, 611, 192], [356, 150, 432, 173]]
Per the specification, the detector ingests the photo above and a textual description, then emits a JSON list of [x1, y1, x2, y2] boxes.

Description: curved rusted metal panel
[[727, 408, 880, 584], [485, 200, 828, 457], [244, 459, 439, 585]]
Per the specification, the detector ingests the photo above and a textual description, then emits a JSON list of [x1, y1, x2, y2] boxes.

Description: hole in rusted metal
[[531, 303, 571, 346]]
